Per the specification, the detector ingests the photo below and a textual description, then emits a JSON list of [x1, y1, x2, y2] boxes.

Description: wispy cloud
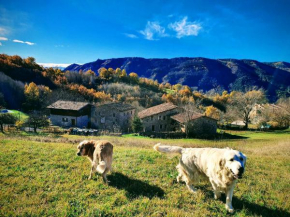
[[169, 17, 202, 38], [124, 33, 138, 39], [0, 27, 9, 35], [0, 42, 2, 46], [13, 39, 35, 45], [140, 21, 168, 40], [0, 36, 8, 41]]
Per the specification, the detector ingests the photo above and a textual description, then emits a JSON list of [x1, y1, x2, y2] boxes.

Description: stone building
[[138, 103, 180, 132], [91, 102, 135, 132], [171, 112, 217, 137], [47, 101, 91, 128]]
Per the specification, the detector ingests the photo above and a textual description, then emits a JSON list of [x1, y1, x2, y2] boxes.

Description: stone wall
[[187, 117, 217, 137], [91, 106, 135, 132], [141, 109, 179, 132]]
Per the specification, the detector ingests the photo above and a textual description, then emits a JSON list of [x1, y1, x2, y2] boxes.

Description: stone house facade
[[91, 102, 135, 132], [171, 112, 217, 137], [138, 103, 180, 132], [47, 101, 91, 128]]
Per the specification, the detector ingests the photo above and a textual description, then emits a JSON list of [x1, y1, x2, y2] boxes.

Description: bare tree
[[229, 90, 266, 129]]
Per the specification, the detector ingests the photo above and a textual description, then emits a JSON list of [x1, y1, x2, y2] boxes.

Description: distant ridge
[[64, 57, 290, 101]]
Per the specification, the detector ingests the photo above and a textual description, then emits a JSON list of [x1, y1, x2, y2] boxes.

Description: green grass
[[0, 130, 289, 216]]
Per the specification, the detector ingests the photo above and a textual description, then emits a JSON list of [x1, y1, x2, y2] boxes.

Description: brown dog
[[77, 140, 113, 183]]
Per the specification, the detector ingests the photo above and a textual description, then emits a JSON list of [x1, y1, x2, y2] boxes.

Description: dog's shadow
[[197, 186, 290, 216], [108, 172, 164, 199]]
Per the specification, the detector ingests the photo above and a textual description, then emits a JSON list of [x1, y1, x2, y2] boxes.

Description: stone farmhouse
[[91, 102, 135, 132], [138, 102, 217, 136], [47, 101, 135, 132], [138, 103, 180, 132], [47, 101, 91, 128], [171, 112, 217, 137]]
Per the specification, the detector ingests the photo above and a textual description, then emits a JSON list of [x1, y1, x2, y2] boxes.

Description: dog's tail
[[96, 161, 106, 174], [154, 143, 183, 155]]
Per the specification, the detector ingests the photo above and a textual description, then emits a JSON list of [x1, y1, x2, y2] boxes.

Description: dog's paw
[[226, 205, 234, 213]]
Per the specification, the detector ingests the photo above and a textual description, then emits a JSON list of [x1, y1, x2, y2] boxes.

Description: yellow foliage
[[205, 105, 220, 120]]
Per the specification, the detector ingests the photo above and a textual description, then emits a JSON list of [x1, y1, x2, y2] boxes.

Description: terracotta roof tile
[[138, 103, 178, 119], [170, 112, 204, 123]]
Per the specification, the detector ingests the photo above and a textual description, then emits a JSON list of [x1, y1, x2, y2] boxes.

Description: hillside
[[65, 57, 290, 101]]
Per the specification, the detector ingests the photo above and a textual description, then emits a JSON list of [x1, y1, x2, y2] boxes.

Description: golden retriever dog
[[77, 140, 113, 183], [154, 143, 247, 213]]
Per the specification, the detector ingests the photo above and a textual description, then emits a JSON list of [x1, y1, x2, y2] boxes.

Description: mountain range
[[64, 57, 290, 101]]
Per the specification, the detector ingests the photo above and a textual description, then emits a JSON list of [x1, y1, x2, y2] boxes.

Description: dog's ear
[[219, 158, 225, 169], [84, 140, 95, 153]]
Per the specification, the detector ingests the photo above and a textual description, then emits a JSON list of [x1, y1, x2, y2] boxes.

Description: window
[[163, 116, 166, 120], [113, 122, 115, 125], [158, 115, 161, 120], [160, 125, 162, 129], [127, 112, 129, 115], [151, 116, 153, 121], [113, 113, 115, 117], [101, 117, 105, 124], [62, 117, 68, 122], [165, 124, 167, 129], [152, 125, 155, 131]]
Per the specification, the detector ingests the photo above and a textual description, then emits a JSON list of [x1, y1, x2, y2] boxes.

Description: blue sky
[[0, 0, 290, 66]]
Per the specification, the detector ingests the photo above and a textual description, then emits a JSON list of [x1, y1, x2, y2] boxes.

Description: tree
[[0, 113, 17, 132], [26, 112, 50, 133], [181, 100, 202, 138], [229, 90, 266, 129], [132, 116, 143, 133], [205, 105, 220, 120], [23, 82, 40, 111], [129, 72, 139, 84]]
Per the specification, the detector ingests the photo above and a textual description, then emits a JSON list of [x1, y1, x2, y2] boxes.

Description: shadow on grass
[[216, 133, 249, 140], [232, 197, 290, 217], [196, 185, 289, 217], [173, 181, 289, 216], [108, 172, 164, 199]]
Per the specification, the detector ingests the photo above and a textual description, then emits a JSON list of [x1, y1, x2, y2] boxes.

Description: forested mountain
[[65, 57, 290, 101]]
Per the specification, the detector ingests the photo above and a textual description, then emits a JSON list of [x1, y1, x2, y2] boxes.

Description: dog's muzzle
[[230, 167, 244, 179]]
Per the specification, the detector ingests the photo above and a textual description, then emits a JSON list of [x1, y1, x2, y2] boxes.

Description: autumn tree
[[23, 82, 40, 111], [229, 90, 267, 129], [205, 105, 220, 120], [129, 72, 139, 84]]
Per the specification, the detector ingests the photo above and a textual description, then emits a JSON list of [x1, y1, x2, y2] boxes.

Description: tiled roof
[[170, 112, 217, 123], [47, 100, 90, 111], [138, 103, 178, 119], [97, 102, 135, 112]]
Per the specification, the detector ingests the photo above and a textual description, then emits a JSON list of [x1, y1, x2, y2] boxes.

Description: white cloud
[[140, 21, 168, 40], [38, 63, 71, 68], [0, 42, 2, 46], [124, 33, 138, 39], [169, 17, 202, 38], [0, 37, 8, 41], [0, 27, 9, 35], [13, 39, 35, 45]]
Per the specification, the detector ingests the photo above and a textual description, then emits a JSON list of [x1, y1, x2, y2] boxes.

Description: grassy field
[[0, 130, 290, 216]]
